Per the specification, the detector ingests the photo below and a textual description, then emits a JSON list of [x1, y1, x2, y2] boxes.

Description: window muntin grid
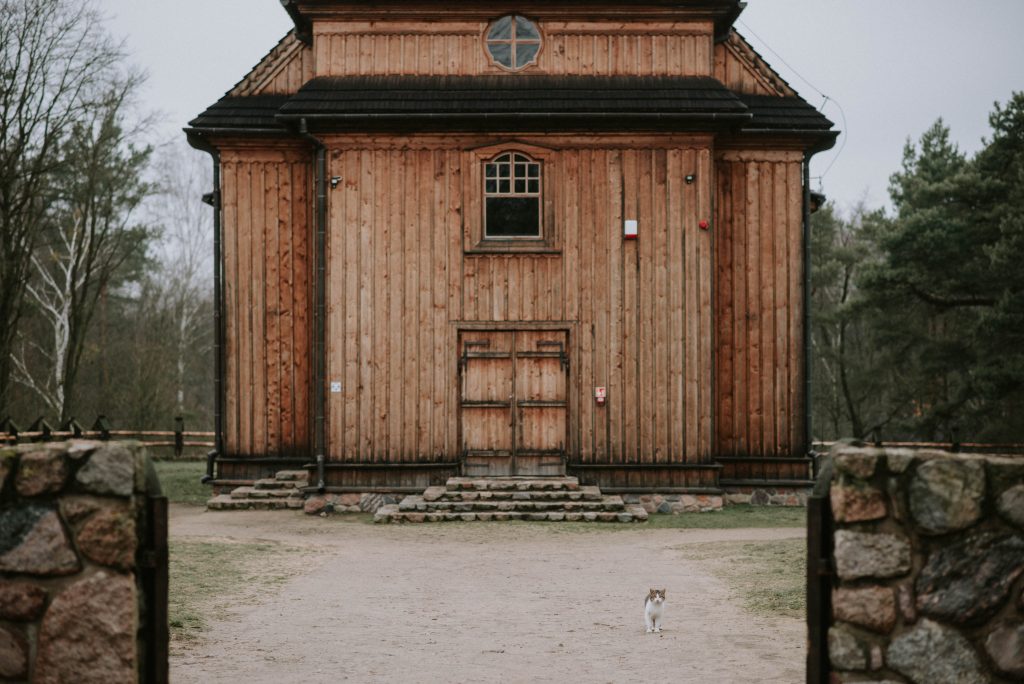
[[485, 16, 541, 71], [484, 153, 541, 239]]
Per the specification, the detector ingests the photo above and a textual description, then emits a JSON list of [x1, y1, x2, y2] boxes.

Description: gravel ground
[[170, 506, 806, 683]]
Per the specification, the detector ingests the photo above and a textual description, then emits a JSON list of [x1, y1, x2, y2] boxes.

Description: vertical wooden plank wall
[[221, 147, 313, 459], [312, 21, 714, 77], [713, 150, 805, 477], [323, 137, 713, 468], [229, 34, 315, 97], [713, 40, 779, 96], [326, 147, 463, 463], [712, 33, 796, 98]]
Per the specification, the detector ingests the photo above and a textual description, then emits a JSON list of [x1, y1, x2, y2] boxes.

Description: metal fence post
[[92, 415, 111, 440], [29, 417, 52, 442], [61, 417, 83, 438], [174, 417, 184, 458], [806, 457, 834, 684], [141, 494, 169, 683], [0, 418, 18, 444]]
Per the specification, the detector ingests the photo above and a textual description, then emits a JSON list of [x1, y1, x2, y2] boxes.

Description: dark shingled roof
[[275, 75, 750, 120], [186, 79, 836, 146], [738, 94, 834, 132], [187, 95, 290, 132]]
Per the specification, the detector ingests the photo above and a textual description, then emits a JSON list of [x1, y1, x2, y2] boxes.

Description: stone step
[[428, 486, 603, 503], [444, 477, 580, 493], [375, 504, 648, 523], [254, 478, 304, 490], [275, 470, 309, 482], [207, 495, 303, 511], [229, 485, 304, 500], [398, 495, 625, 513]]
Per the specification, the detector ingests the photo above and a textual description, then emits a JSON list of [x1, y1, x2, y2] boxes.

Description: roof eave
[[280, 0, 312, 44], [715, 1, 746, 43], [183, 126, 297, 145], [275, 110, 754, 135], [734, 127, 839, 154], [276, 111, 753, 122]]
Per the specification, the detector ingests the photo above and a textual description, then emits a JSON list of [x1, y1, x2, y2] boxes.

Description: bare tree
[[12, 82, 153, 422], [147, 142, 213, 415], [0, 0, 126, 413]]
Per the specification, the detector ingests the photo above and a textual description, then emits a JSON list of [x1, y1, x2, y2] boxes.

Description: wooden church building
[[186, 0, 836, 496]]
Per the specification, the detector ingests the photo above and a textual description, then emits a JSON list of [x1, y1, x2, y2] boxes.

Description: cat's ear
[[649, 588, 655, 594], [661, 589, 667, 596]]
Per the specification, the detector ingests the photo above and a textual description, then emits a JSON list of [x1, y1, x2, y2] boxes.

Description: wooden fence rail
[[0, 415, 214, 458], [812, 439, 1024, 453]]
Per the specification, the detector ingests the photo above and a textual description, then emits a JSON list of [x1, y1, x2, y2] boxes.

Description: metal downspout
[[299, 118, 327, 491], [803, 154, 816, 475], [194, 148, 223, 485]]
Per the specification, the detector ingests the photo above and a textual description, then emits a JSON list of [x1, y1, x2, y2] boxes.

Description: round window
[[485, 16, 541, 71]]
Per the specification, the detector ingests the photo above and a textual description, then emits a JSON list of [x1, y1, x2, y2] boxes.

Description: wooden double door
[[459, 330, 568, 477]]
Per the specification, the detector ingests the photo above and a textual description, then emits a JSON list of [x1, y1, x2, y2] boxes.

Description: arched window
[[484, 16, 541, 71], [484, 152, 541, 239]]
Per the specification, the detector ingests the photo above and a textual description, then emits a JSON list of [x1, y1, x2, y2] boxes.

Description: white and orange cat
[[644, 588, 666, 633]]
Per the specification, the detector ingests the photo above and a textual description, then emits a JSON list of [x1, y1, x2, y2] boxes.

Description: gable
[[228, 31, 314, 97], [714, 30, 795, 97], [189, 15, 835, 152]]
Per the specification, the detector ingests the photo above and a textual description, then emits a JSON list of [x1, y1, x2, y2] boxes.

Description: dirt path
[[170, 507, 806, 683]]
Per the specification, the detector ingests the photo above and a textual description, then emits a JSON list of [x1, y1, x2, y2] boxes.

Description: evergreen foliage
[[812, 93, 1024, 441]]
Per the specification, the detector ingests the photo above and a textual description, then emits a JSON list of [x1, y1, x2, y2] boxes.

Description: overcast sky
[[102, 0, 1024, 213]]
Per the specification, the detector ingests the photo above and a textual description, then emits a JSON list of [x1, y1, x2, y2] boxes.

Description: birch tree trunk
[[13, 85, 153, 422], [0, 0, 125, 414]]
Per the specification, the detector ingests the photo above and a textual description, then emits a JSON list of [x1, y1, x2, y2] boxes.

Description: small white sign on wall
[[624, 219, 638, 240], [330, 381, 342, 394]]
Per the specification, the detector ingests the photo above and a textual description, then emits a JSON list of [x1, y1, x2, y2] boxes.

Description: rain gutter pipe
[[205, 157, 224, 484], [803, 153, 815, 476], [297, 118, 327, 492], [184, 133, 224, 486]]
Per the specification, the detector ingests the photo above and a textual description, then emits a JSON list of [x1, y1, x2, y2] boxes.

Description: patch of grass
[[169, 540, 301, 642], [676, 539, 806, 618], [154, 460, 209, 505], [645, 505, 806, 529]]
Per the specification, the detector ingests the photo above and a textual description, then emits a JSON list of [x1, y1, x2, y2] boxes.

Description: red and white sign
[[595, 386, 607, 405]]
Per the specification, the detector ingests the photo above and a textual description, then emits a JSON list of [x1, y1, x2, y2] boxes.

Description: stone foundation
[[826, 445, 1024, 683], [303, 492, 401, 515], [0, 440, 160, 683], [722, 486, 810, 507], [620, 493, 724, 513]]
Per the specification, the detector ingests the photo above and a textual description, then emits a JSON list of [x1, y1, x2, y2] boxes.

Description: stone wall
[[826, 445, 1024, 683], [0, 440, 161, 683]]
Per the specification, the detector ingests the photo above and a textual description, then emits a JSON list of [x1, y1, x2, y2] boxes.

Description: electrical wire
[[736, 19, 847, 188]]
